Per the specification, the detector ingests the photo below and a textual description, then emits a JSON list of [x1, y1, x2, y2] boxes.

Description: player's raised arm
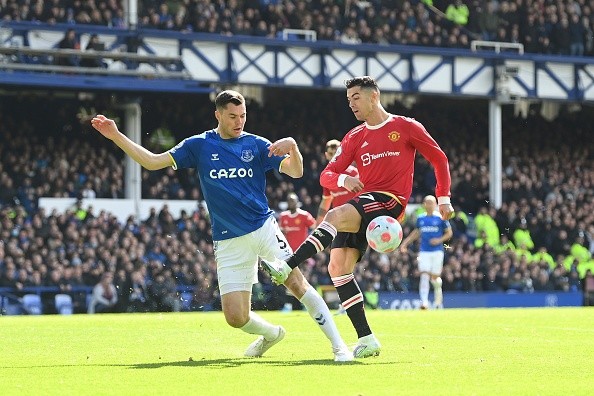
[[91, 114, 173, 171], [272, 137, 303, 178], [408, 120, 454, 220]]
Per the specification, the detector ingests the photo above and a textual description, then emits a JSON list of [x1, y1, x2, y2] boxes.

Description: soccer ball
[[366, 215, 403, 253]]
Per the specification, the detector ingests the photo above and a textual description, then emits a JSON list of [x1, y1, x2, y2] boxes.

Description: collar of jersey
[[365, 114, 394, 130]]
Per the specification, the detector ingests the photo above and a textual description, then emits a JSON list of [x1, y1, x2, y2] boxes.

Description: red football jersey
[[279, 209, 316, 250], [322, 164, 359, 207], [320, 115, 451, 207]]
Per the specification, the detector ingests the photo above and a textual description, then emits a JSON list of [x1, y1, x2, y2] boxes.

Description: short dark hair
[[325, 139, 341, 151], [345, 76, 379, 91], [215, 90, 245, 110]]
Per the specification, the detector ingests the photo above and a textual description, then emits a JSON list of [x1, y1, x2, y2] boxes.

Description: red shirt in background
[[279, 209, 316, 250]]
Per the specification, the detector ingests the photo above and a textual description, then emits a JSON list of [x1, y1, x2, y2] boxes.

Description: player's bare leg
[[222, 291, 284, 357], [419, 271, 431, 309], [262, 204, 362, 284], [431, 274, 443, 309], [283, 268, 353, 362], [329, 247, 381, 358]]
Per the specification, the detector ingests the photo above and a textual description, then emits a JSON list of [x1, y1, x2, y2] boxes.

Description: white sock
[[420, 273, 430, 306], [300, 286, 346, 349], [432, 277, 443, 305], [240, 311, 279, 341]]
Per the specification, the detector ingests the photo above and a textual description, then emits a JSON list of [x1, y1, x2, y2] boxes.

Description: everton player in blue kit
[[399, 195, 453, 309], [91, 90, 352, 361]]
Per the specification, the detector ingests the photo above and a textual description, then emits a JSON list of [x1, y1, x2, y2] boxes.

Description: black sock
[[332, 273, 372, 338], [286, 221, 337, 269]]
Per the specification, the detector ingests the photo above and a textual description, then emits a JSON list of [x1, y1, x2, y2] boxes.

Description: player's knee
[[224, 311, 249, 328], [328, 259, 347, 277], [324, 208, 340, 225]]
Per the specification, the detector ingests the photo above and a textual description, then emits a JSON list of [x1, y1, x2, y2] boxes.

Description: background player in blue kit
[[399, 195, 453, 309], [91, 90, 352, 362]]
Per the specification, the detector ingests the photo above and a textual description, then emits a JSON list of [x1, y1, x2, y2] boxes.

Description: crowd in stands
[[1, 0, 594, 56], [0, 91, 592, 314]]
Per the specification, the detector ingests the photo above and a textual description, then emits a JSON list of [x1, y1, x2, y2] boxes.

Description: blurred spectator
[[445, 0, 469, 27], [87, 271, 118, 313], [127, 270, 151, 313], [80, 34, 106, 68], [148, 270, 181, 312], [478, 2, 505, 41], [55, 29, 80, 67]]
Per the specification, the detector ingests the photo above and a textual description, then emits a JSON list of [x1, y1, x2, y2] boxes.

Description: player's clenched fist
[[343, 176, 364, 193], [268, 137, 297, 157], [91, 115, 120, 140], [439, 203, 455, 221]]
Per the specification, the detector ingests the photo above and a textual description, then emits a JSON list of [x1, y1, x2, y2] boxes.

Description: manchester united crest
[[388, 131, 400, 142]]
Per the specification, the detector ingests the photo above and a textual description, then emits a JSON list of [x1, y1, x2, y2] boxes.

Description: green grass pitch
[[2, 308, 593, 396]]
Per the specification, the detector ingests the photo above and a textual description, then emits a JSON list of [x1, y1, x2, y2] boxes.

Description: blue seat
[[55, 294, 73, 315], [22, 294, 42, 315]]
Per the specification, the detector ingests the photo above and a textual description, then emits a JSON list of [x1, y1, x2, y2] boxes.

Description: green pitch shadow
[[130, 358, 368, 368]]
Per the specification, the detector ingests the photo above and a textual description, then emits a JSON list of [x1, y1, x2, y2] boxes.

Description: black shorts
[[330, 192, 404, 260]]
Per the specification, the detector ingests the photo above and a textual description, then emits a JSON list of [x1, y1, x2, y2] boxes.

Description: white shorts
[[214, 216, 293, 295], [418, 251, 445, 275]]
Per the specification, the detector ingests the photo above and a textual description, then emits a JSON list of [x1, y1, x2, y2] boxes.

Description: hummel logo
[[315, 313, 327, 325], [361, 141, 369, 148], [212, 153, 219, 161]]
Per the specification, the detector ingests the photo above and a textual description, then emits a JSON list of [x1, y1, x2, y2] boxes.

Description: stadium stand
[[1, 0, 593, 55], [0, 90, 592, 313]]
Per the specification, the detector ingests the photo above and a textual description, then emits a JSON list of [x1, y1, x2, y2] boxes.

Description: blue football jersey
[[169, 130, 286, 241], [416, 212, 451, 252]]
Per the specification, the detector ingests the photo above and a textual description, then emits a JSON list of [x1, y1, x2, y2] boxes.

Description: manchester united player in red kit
[[280, 193, 316, 251], [263, 76, 454, 358]]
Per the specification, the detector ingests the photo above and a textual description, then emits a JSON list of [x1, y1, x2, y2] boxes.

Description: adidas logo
[[361, 141, 369, 148]]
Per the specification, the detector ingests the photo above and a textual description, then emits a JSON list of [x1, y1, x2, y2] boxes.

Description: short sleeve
[[168, 136, 201, 169], [255, 135, 286, 172]]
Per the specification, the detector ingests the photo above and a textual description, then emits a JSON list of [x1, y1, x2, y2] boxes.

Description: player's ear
[[370, 89, 379, 103], [214, 110, 221, 123]]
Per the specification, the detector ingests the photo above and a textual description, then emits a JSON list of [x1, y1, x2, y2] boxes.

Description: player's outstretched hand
[[344, 176, 364, 193], [268, 137, 297, 157], [439, 203, 455, 221], [91, 115, 120, 140]]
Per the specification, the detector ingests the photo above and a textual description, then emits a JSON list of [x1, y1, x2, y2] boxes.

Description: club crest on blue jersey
[[241, 149, 254, 162]]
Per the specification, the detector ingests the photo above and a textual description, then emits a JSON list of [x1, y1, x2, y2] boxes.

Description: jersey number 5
[[276, 234, 287, 250]]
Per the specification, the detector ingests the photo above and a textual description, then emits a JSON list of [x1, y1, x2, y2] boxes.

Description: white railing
[[281, 29, 317, 42], [471, 40, 524, 55]]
